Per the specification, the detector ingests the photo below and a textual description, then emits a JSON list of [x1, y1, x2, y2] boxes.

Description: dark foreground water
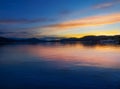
[[0, 43, 120, 89]]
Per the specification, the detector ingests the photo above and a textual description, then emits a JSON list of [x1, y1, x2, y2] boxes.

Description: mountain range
[[0, 35, 120, 44]]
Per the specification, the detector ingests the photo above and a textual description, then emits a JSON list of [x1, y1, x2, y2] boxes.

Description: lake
[[0, 43, 120, 89]]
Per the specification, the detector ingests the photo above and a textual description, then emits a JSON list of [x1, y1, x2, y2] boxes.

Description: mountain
[[0, 35, 120, 44], [0, 37, 15, 43]]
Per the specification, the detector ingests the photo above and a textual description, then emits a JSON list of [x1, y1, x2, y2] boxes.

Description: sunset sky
[[0, 0, 120, 38]]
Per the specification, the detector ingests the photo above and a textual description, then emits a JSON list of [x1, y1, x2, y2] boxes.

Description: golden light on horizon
[[37, 13, 120, 38], [57, 29, 120, 38]]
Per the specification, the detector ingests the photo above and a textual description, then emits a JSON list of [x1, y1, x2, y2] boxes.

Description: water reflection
[[24, 43, 120, 69], [1, 43, 120, 89], [1, 43, 120, 69]]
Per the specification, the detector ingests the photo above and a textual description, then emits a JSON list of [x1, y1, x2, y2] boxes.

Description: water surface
[[0, 43, 120, 89]]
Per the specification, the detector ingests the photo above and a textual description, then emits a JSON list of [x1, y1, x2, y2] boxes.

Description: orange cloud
[[43, 13, 120, 29]]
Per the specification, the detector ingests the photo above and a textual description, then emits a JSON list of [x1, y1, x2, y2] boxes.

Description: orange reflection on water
[[26, 43, 120, 68]]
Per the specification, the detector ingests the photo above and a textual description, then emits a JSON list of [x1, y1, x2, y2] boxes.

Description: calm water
[[0, 43, 120, 89]]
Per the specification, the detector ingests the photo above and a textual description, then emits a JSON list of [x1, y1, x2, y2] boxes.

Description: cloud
[[93, 3, 113, 9], [93, 0, 120, 9], [59, 10, 72, 16], [0, 31, 31, 37], [42, 13, 120, 29], [0, 32, 13, 35], [0, 18, 56, 24], [59, 0, 120, 20]]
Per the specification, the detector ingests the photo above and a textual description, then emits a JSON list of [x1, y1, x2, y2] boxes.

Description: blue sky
[[0, 0, 120, 38]]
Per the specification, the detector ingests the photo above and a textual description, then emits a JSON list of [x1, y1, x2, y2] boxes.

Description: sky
[[0, 0, 120, 38]]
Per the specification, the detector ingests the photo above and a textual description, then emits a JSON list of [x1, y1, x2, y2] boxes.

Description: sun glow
[[57, 29, 120, 38]]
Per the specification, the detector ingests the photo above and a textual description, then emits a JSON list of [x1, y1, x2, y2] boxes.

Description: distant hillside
[[0, 37, 15, 43], [0, 35, 120, 44]]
